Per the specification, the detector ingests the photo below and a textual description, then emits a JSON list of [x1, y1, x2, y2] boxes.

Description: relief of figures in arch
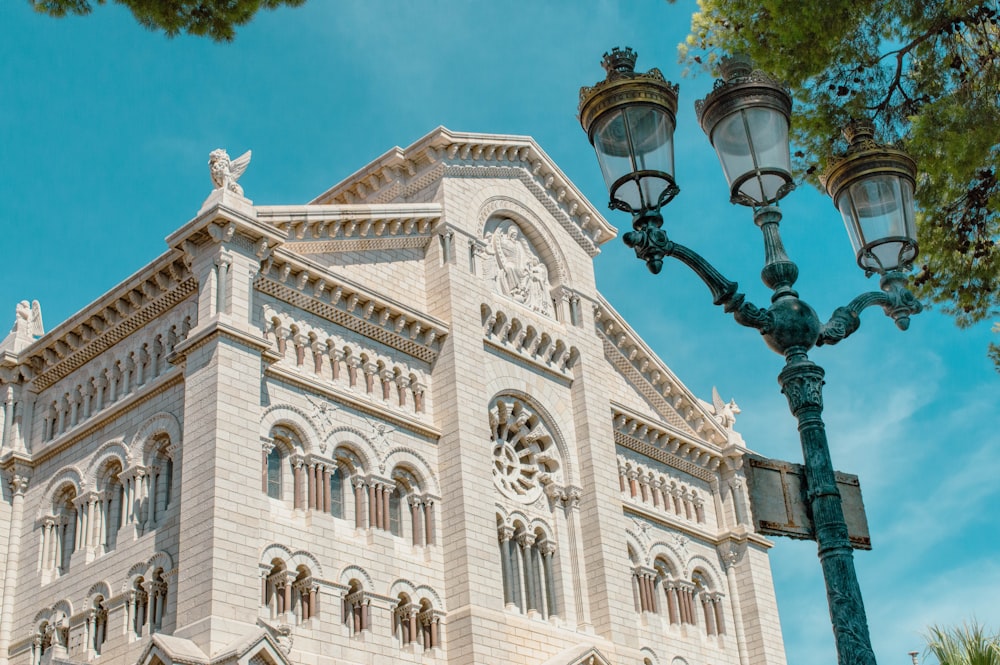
[[482, 218, 553, 317]]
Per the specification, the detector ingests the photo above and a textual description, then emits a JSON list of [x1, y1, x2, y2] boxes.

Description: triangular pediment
[[541, 645, 614, 665], [303, 127, 617, 258]]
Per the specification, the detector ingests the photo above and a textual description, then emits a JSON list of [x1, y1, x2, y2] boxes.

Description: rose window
[[489, 397, 561, 503]]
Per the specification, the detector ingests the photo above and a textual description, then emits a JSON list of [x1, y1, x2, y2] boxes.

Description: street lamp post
[[580, 48, 924, 665]]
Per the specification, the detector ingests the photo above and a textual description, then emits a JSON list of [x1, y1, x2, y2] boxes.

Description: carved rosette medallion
[[489, 397, 561, 503]]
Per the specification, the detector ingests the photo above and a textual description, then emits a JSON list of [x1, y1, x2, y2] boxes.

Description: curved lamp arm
[[817, 272, 923, 346], [623, 218, 773, 334]]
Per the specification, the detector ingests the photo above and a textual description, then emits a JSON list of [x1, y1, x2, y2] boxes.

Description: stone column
[[352, 477, 366, 528], [498, 526, 515, 607], [368, 481, 378, 529], [409, 496, 423, 547], [423, 498, 435, 545], [561, 487, 591, 629], [307, 462, 317, 510], [261, 440, 274, 494], [540, 542, 558, 618], [322, 465, 331, 513], [721, 545, 750, 665], [517, 533, 537, 613], [293, 459, 305, 510], [1, 388, 13, 450]]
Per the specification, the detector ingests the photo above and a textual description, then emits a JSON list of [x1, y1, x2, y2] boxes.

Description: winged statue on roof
[[209, 148, 252, 196]]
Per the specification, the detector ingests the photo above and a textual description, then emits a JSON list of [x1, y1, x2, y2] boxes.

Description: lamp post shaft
[[779, 353, 878, 665]]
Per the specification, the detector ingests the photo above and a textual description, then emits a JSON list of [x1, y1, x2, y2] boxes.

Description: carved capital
[[7, 472, 30, 496], [778, 359, 825, 414], [717, 541, 747, 570]]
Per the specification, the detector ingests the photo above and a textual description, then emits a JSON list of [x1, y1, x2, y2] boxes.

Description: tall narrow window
[[330, 467, 343, 518], [267, 447, 282, 499], [389, 486, 402, 536]]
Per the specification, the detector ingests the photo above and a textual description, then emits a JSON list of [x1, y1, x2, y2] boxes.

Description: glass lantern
[[823, 123, 918, 274], [579, 47, 680, 217], [695, 55, 795, 207]]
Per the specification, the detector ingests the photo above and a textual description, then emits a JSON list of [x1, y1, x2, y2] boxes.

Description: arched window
[[390, 466, 433, 546], [693, 570, 725, 636], [329, 466, 344, 518], [394, 594, 418, 646], [148, 568, 168, 633], [47, 486, 78, 574], [498, 521, 558, 619], [131, 577, 148, 638], [266, 447, 282, 499], [344, 580, 369, 634], [264, 560, 289, 619], [97, 461, 124, 553], [418, 598, 441, 650], [147, 436, 174, 524], [91, 596, 108, 654], [264, 427, 305, 506], [293, 566, 317, 623]]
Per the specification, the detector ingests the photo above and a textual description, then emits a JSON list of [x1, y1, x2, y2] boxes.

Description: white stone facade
[[0, 128, 786, 665]]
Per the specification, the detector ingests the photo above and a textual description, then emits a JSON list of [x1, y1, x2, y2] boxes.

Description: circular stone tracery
[[489, 397, 561, 503]]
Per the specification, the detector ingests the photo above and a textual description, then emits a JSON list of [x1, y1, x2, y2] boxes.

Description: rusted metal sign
[[744, 454, 872, 550]]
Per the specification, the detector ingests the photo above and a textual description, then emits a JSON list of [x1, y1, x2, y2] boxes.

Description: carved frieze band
[[29, 270, 196, 391], [288, 236, 430, 254], [614, 430, 714, 483]]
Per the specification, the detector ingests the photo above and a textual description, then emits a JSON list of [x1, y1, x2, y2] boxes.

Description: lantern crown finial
[[602, 47, 638, 75], [843, 120, 878, 148], [719, 54, 754, 82]]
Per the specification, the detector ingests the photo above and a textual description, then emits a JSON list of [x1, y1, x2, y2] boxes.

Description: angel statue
[[0, 300, 44, 353], [208, 148, 252, 196]]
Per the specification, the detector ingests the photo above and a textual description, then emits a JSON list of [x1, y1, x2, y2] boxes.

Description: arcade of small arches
[[617, 458, 707, 526], [259, 550, 443, 651], [496, 516, 559, 621], [28, 556, 175, 665], [630, 549, 727, 640], [38, 308, 194, 445], [262, 309, 429, 417], [262, 425, 436, 547], [36, 415, 179, 581]]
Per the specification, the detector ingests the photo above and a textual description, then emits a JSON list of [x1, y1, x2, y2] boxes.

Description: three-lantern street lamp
[[579, 47, 923, 665]]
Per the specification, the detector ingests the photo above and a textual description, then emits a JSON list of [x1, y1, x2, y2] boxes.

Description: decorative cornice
[[18, 255, 195, 391], [256, 250, 447, 364], [595, 296, 728, 445], [612, 404, 727, 483], [255, 204, 442, 255], [308, 127, 617, 256]]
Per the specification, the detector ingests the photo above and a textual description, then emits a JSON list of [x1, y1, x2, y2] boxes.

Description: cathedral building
[[0, 128, 786, 665]]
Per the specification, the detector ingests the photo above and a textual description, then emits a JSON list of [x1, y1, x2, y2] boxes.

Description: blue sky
[[1, 1, 996, 663]]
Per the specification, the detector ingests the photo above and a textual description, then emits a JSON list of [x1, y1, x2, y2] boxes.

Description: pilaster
[[168, 202, 277, 657]]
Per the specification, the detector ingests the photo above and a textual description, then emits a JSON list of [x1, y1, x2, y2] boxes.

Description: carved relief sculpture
[[482, 219, 553, 316]]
